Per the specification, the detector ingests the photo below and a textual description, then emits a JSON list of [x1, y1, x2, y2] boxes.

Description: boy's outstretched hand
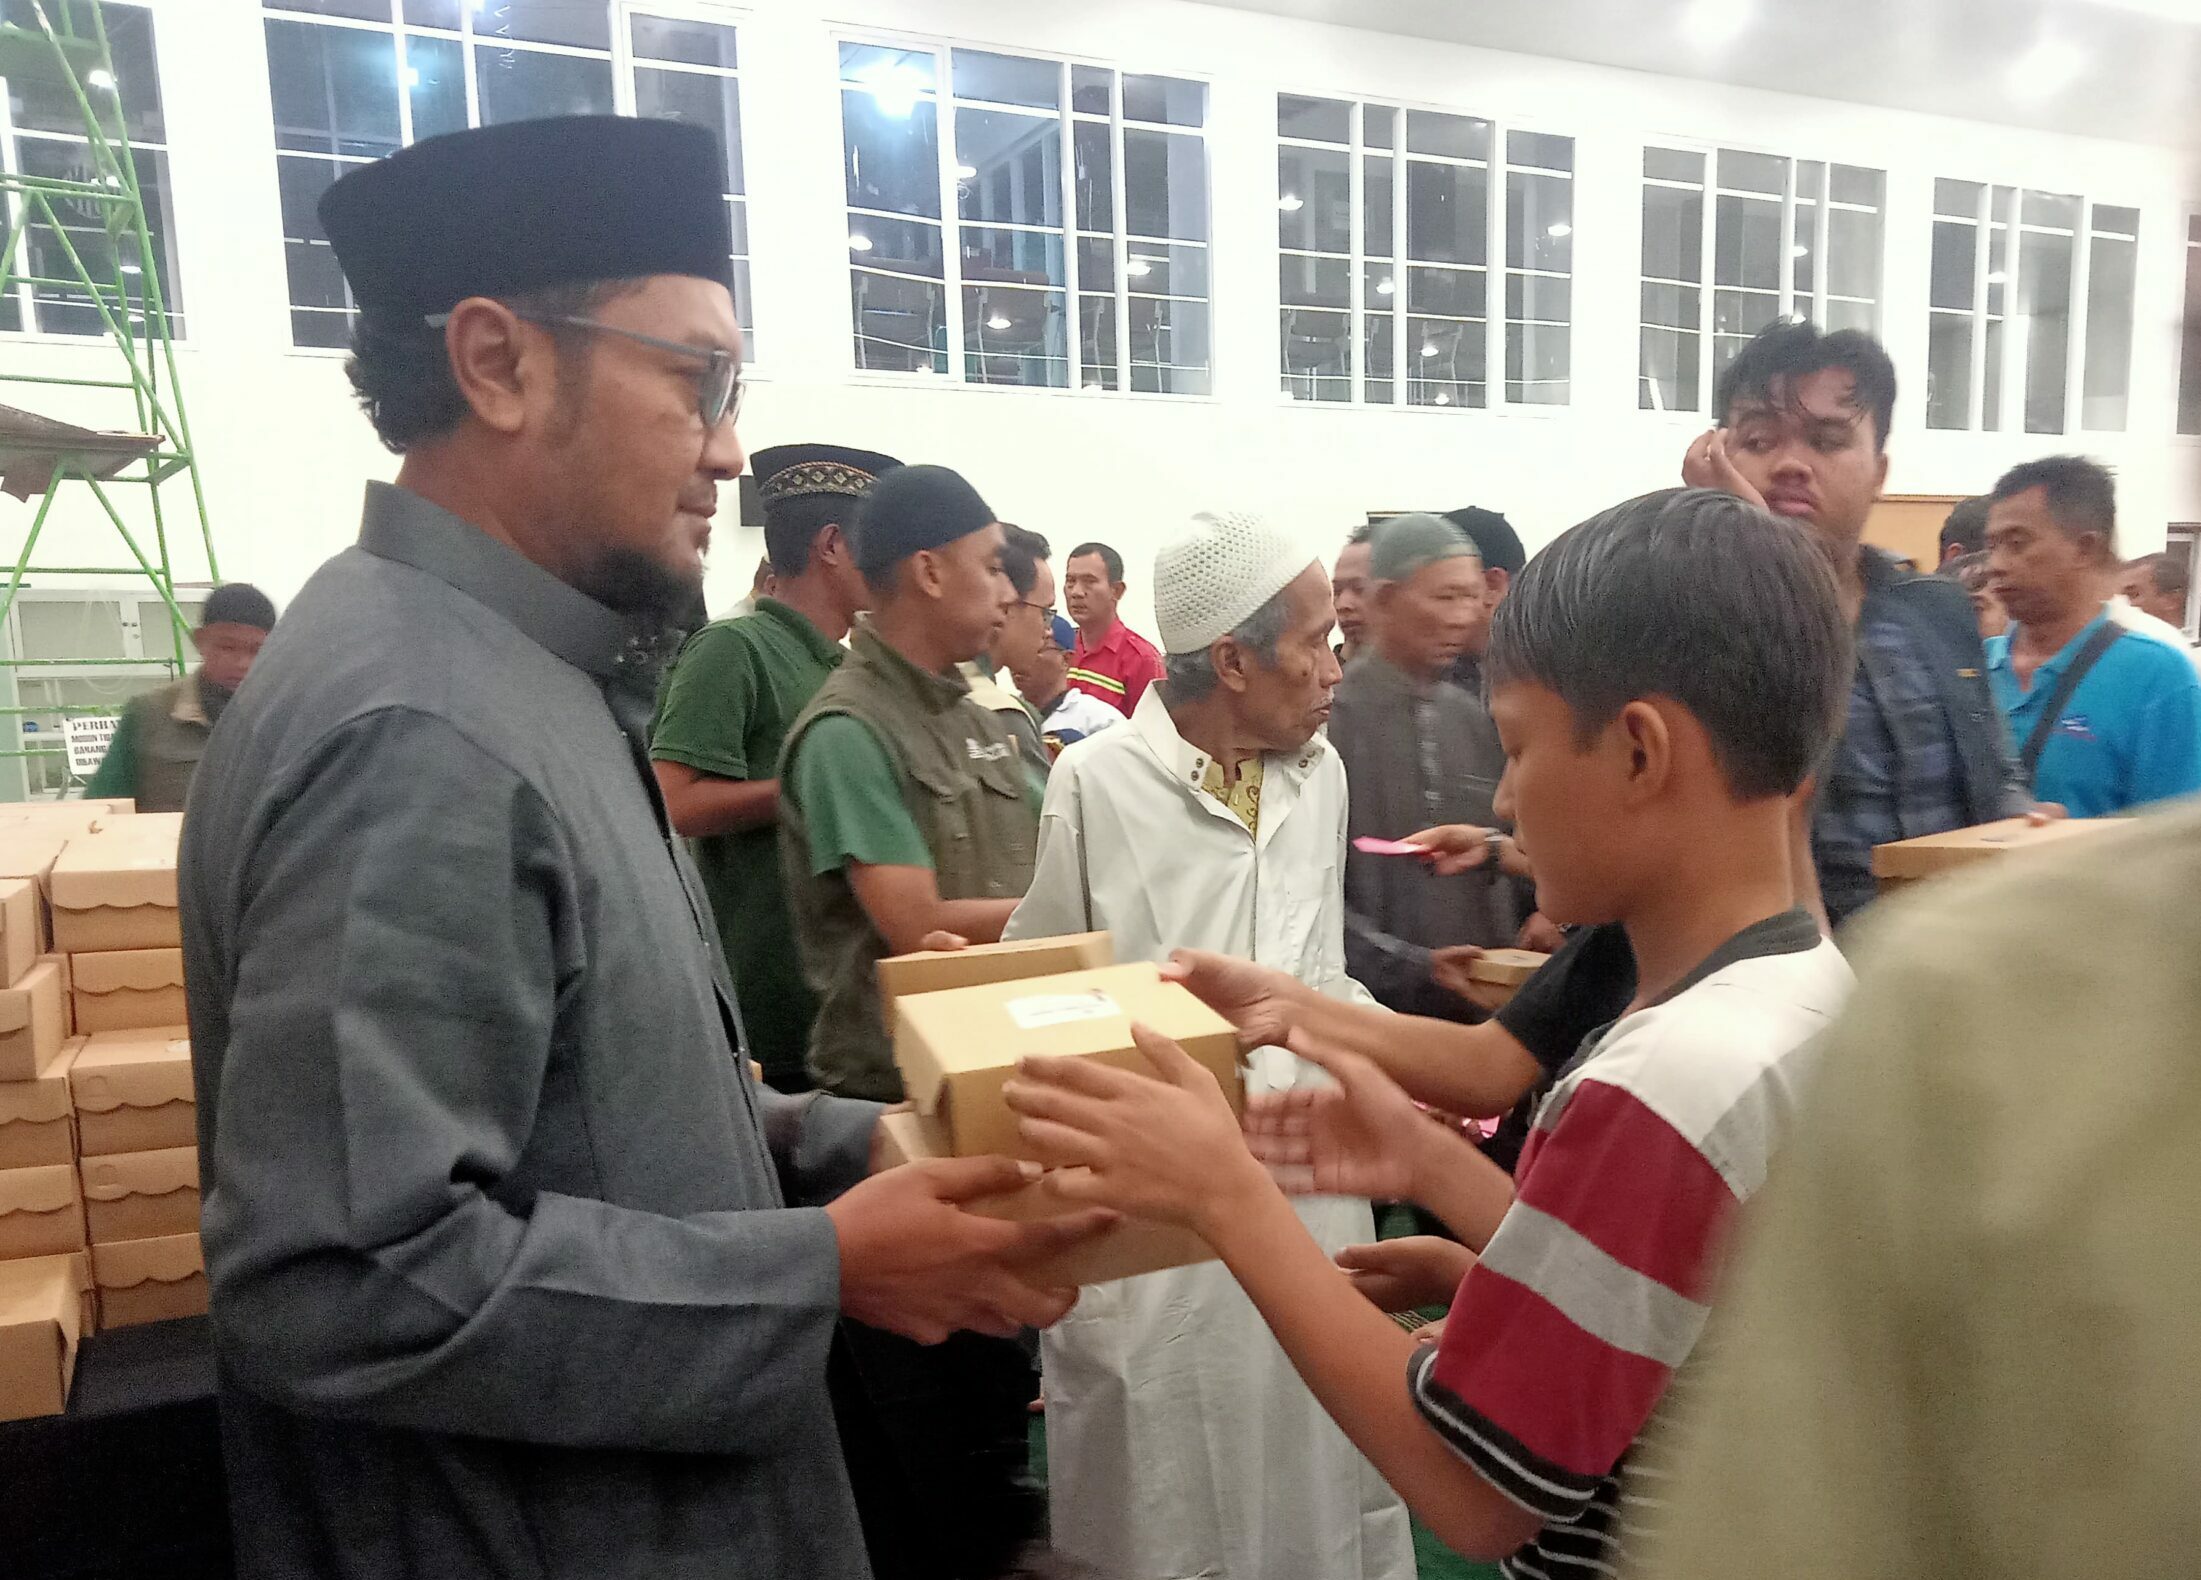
[[1160, 949, 1309, 1050], [1245, 1029, 1433, 1201], [1336, 1236, 1477, 1314], [1002, 1024, 1270, 1232]]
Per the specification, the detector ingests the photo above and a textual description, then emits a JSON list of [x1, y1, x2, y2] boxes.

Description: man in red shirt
[[1063, 540, 1165, 716]]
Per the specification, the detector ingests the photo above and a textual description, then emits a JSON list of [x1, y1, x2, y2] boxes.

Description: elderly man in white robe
[[1004, 510, 1415, 1580]]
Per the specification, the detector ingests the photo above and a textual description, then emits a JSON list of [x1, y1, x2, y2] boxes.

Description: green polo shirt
[[649, 599, 844, 1089]]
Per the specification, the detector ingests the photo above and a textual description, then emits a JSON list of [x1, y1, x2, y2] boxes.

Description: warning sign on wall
[[62, 715, 121, 779]]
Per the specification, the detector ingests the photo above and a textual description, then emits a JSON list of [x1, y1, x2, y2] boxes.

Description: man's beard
[[575, 544, 704, 626]]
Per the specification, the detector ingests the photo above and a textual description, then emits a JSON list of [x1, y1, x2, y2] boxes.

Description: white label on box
[[1005, 990, 1120, 1030], [62, 714, 120, 779]]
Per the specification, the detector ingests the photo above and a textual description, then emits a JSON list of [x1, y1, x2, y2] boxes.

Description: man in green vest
[[650, 443, 896, 1092], [86, 582, 277, 813], [780, 462, 1039, 1103]]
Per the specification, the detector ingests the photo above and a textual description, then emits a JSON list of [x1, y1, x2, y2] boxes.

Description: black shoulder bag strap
[[2018, 622, 2124, 779]]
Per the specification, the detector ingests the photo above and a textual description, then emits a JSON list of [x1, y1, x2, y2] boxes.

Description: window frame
[[261, 0, 755, 360], [835, 29, 1214, 400], [2177, 208, 2201, 439], [1925, 176, 2143, 436], [1274, 90, 1576, 413], [0, 0, 186, 344], [1636, 138, 1886, 418]]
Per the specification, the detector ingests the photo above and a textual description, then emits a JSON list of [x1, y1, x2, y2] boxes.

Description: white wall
[[6, 0, 2197, 637]]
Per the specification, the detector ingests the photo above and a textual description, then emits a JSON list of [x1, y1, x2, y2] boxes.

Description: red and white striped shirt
[[1409, 911, 1852, 1579]]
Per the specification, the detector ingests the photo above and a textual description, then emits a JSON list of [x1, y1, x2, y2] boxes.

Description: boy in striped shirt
[[1003, 487, 1856, 1576]]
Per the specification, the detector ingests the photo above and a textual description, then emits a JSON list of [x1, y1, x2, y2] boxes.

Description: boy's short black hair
[[1068, 541, 1125, 583], [1988, 455, 2118, 558], [1487, 487, 1852, 801], [999, 523, 1052, 599], [1939, 496, 1990, 560], [764, 494, 848, 578], [1715, 320, 1898, 452]]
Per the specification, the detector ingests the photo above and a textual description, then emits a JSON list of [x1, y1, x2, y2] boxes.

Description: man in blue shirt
[[1984, 455, 2201, 816]]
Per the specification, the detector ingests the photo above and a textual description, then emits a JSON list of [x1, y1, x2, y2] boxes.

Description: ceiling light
[[848, 233, 874, 252], [402, 65, 421, 89], [1374, 277, 1395, 296], [1278, 193, 1305, 212], [955, 163, 978, 179], [1790, 243, 1810, 258], [119, 262, 141, 275], [1125, 258, 1153, 277], [1546, 222, 1572, 238], [1987, 269, 2010, 283], [1084, 380, 1105, 390], [1419, 342, 1439, 358], [86, 68, 115, 91], [1680, 0, 1752, 49], [1434, 391, 1453, 405], [2006, 38, 2085, 100], [986, 313, 1013, 330], [862, 63, 926, 119]]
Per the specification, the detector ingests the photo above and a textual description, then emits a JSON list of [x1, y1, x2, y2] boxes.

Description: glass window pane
[[1072, 120, 1112, 232], [2181, 239, 2201, 435], [1830, 165, 1883, 207], [631, 15, 738, 69], [1278, 93, 1350, 144], [475, 45, 614, 126], [1506, 129, 1572, 172], [1716, 149, 1785, 195], [1714, 193, 1780, 288], [1645, 146, 1703, 184], [843, 88, 940, 217], [473, 1, 610, 51], [1278, 146, 1348, 253], [950, 49, 1058, 110], [726, 196, 749, 257], [1641, 182, 1703, 283], [406, 34, 467, 142], [956, 108, 1063, 227], [1408, 316, 1484, 407], [1506, 321, 1568, 405], [961, 227, 1065, 289], [1123, 129, 1205, 241], [1507, 272, 1571, 323], [403, 0, 463, 26], [1126, 242, 1206, 297], [1364, 154, 1394, 259], [1405, 110, 1488, 162], [1365, 311, 1395, 404], [1935, 178, 1984, 218], [264, 19, 401, 158], [846, 215, 942, 278], [1080, 293, 1118, 389], [1281, 308, 1351, 401], [267, 0, 393, 19], [851, 269, 945, 372], [1824, 297, 1876, 335], [1363, 105, 1396, 151], [1714, 288, 1780, 337], [1122, 74, 1204, 128], [1280, 254, 1349, 309], [1507, 169, 1571, 272], [2022, 190, 2082, 230], [2094, 204, 2140, 238], [1129, 297, 1209, 393], [2082, 233, 2135, 430], [1078, 236, 1114, 292], [635, 71, 743, 188], [1365, 261, 1398, 308], [1407, 265, 1484, 318], [840, 43, 936, 93], [1931, 220, 1978, 311], [1641, 280, 1696, 330], [1984, 316, 2006, 431], [1825, 204, 1880, 301], [1927, 313, 1974, 429], [1406, 160, 1486, 266], [964, 284, 1068, 387], [1070, 65, 1111, 115], [1792, 198, 1819, 297], [2019, 227, 2074, 432]]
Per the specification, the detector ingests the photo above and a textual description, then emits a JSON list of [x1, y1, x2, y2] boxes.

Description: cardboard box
[[1467, 948, 1548, 988], [79, 1145, 199, 1244], [70, 948, 186, 1035], [0, 800, 135, 830], [42, 952, 73, 1036], [0, 959, 67, 1081], [876, 932, 1114, 1002], [0, 1162, 85, 1259], [1873, 816, 2117, 888], [893, 961, 1241, 1162], [48, 813, 182, 954], [0, 1040, 78, 1169], [91, 1232, 206, 1330], [0, 825, 78, 959], [69, 1027, 192, 1156], [0, 877, 38, 991], [0, 1252, 88, 1421], [875, 1108, 1216, 1285]]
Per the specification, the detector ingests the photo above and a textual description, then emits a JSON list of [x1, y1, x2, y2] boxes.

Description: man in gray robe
[[180, 115, 1102, 1580]]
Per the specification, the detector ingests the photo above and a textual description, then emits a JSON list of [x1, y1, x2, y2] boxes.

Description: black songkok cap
[[200, 583, 277, 632], [318, 116, 732, 322], [751, 445, 903, 517], [852, 465, 996, 577]]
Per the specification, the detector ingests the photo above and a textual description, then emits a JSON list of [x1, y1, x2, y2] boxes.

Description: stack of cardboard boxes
[[0, 808, 206, 1422]]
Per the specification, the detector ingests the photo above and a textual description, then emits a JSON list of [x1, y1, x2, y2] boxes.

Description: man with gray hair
[[1003, 511, 1413, 1580]]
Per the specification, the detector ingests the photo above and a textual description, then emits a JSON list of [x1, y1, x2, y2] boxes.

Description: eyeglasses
[[1017, 601, 1057, 620], [423, 309, 744, 428]]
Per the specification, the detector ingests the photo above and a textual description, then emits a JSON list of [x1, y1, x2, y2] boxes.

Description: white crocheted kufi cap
[[1152, 510, 1315, 655]]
